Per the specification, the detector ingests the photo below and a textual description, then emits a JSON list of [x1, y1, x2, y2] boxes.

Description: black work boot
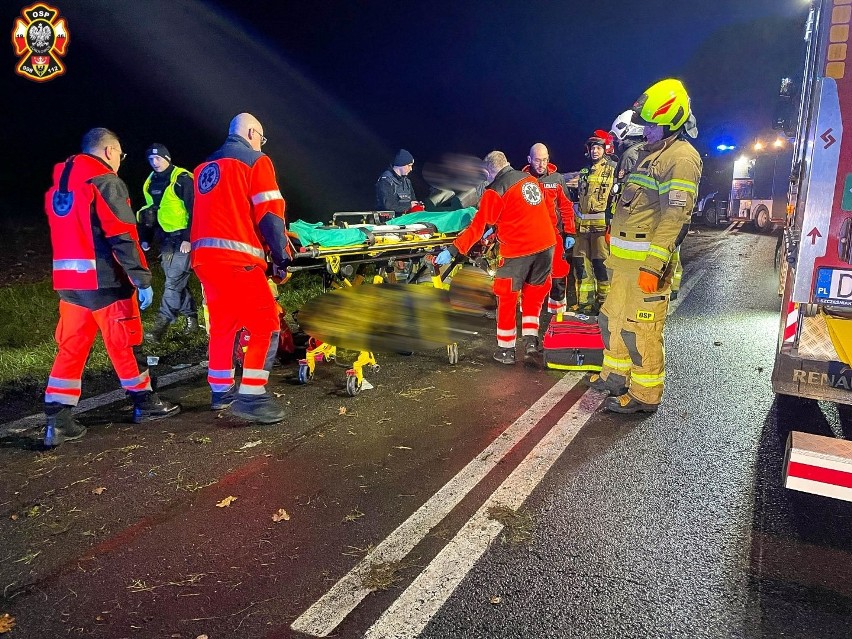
[[211, 385, 237, 410], [493, 347, 516, 365], [129, 391, 181, 423], [43, 404, 87, 448], [523, 335, 541, 356], [145, 315, 171, 343], [229, 393, 288, 424], [582, 373, 627, 396], [184, 316, 199, 335], [604, 393, 658, 414]]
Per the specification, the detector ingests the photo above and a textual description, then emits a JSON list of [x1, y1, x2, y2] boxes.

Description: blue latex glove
[[563, 236, 576, 251], [435, 249, 453, 266], [482, 228, 494, 240], [138, 286, 153, 310]]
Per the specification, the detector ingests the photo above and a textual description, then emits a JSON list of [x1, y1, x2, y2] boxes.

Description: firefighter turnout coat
[[598, 134, 702, 405]]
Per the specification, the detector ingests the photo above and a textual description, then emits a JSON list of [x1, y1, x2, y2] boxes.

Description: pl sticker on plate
[[815, 267, 852, 306]]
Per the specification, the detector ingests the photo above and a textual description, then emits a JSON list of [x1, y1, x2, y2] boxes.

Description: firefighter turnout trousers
[[45, 297, 151, 406], [195, 263, 279, 397], [572, 229, 610, 310], [493, 248, 554, 348], [597, 263, 671, 405]]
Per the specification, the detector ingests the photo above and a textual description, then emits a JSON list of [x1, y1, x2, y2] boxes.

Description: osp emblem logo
[[12, 3, 69, 82], [521, 181, 543, 206]]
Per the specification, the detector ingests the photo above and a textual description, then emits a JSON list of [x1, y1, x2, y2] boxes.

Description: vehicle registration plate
[[815, 268, 852, 307]]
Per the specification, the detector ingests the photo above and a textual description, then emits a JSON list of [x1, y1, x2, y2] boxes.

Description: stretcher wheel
[[447, 343, 458, 365], [346, 375, 361, 396], [298, 363, 313, 384], [372, 364, 381, 374]]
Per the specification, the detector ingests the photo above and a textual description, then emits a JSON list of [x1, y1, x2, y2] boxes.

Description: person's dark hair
[[81, 127, 119, 154]]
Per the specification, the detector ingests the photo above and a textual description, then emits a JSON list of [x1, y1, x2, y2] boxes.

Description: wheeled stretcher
[[286, 208, 481, 395]]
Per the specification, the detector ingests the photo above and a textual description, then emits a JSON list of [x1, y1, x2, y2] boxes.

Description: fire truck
[[778, 0, 852, 501]]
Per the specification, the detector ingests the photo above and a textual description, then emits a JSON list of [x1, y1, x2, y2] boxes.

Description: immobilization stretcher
[[286, 208, 486, 395]]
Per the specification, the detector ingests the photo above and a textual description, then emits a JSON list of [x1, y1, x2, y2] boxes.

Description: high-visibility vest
[[142, 167, 191, 232]]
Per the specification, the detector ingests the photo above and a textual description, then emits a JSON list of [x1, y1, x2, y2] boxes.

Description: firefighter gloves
[[138, 286, 154, 310], [637, 270, 660, 294]]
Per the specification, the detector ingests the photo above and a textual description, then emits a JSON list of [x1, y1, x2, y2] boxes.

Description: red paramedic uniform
[[44, 154, 153, 407], [191, 135, 292, 398]]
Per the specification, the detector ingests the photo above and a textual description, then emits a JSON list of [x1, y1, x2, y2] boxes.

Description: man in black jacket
[[375, 149, 423, 214]]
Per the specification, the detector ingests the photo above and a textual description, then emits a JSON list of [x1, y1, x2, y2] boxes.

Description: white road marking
[[0, 363, 207, 436], [363, 388, 606, 639], [290, 373, 582, 637]]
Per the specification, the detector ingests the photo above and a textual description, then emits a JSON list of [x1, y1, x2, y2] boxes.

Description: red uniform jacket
[[454, 166, 556, 259], [521, 163, 576, 236], [191, 135, 291, 270], [45, 154, 149, 301]]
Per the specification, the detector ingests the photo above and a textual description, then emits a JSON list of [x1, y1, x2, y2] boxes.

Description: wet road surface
[[2, 225, 852, 638]]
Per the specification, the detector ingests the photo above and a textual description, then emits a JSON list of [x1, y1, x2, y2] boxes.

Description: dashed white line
[[363, 388, 606, 639], [290, 372, 582, 637]]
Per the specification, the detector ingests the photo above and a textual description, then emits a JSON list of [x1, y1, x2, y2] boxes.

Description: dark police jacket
[[375, 168, 416, 213]]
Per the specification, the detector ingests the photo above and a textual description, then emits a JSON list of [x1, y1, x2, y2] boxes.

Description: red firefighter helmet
[[585, 130, 615, 157]]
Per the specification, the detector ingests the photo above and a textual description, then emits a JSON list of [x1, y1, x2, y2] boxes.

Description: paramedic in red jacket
[[436, 151, 556, 364], [191, 113, 293, 424], [43, 128, 181, 448], [522, 142, 576, 314]]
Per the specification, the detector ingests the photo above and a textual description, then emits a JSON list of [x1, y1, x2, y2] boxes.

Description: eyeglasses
[[108, 145, 127, 161], [251, 128, 268, 146]]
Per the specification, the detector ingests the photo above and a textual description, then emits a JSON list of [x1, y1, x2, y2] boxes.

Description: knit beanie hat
[[145, 143, 171, 162], [392, 149, 414, 167]]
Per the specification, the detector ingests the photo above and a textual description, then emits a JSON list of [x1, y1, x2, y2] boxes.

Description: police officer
[[43, 128, 180, 447], [191, 113, 292, 424], [522, 143, 576, 315], [137, 143, 198, 342], [375, 149, 423, 214], [575, 131, 617, 314], [587, 79, 702, 413], [436, 151, 556, 363]]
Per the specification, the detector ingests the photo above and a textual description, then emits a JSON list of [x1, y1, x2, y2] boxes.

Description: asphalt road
[[2, 225, 851, 639]]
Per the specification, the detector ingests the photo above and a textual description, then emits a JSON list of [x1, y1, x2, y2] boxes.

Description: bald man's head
[[527, 142, 550, 177], [229, 113, 266, 151]]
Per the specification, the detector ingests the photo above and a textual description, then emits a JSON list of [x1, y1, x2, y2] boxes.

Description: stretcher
[[286, 208, 492, 395]]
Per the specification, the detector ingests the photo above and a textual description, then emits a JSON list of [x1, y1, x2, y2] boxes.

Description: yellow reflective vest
[[607, 136, 701, 278], [576, 156, 616, 231], [142, 166, 192, 232]]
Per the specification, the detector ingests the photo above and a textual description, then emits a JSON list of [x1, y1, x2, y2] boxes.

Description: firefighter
[[435, 151, 557, 363], [43, 128, 181, 448], [137, 143, 199, 342], [522, 143, 576, 315], [575, 131, 617, 314], [191, 113, 293, 424], [587, 79, 702, 413]]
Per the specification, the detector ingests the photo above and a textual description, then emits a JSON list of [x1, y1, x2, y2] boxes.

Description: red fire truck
[[778, 0, 852, 501]]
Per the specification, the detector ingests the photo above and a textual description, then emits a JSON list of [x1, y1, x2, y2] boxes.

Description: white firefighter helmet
[[610, 109, 645, 142]]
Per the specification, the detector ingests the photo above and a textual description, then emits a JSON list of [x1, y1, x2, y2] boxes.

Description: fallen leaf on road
[[92, 487, 107, 495], [272, 508, 290, 522], [196, 635, 209, 639], [343, 508, 365, 523], [0, 614, 15, 633], [9, 514, 17, 521], [216, 496, 238, 508], [239, 440, 262, 450], [393, 446, 412, 450], [338, 406, 347, 415], [273, 391, 284, 398], [713, 341, 723, 346], [490, 595, 502, 605]]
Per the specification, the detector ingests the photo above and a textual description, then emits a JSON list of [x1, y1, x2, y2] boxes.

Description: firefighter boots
[[583, 373, 627, 396], [211, 385, 237, 410], [43, 404, 87, 448], [493, 347, 516, 365], [145, 315, 171, 343], [604, 393, 658, 414], [229, 392, 288, 424], [129, 391, 181, 423], [524, 335, 541, 356]]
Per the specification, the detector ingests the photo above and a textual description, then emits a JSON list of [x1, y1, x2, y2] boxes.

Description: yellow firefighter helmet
[[632, 78, 691, 130]]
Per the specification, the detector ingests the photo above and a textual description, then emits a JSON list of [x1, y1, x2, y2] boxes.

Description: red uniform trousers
[[195, 263, 279, 396], [547, 249, 571, 314], [45, 297, 151, 406], [493, 247, 554, 348]]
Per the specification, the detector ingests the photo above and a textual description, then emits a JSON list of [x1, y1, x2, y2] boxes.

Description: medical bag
[[542, 313, 605, 371]]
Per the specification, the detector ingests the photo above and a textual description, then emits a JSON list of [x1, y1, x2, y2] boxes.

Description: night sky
[[2, 0, 807, 224]]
